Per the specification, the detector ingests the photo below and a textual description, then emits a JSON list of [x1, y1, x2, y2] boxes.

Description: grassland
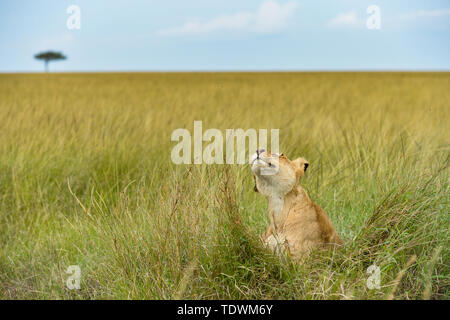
[[0, 72, 448, 299]]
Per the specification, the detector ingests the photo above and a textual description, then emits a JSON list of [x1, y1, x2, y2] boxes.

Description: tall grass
[[0, 72, 448, 299]]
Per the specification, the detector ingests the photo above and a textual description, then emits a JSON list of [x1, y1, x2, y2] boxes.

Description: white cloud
[[328, 11, 359, 27], [254, 0, 298, 32], [155, 1, 298, 36]]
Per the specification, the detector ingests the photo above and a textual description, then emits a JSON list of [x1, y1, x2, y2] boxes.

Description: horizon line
[[2, 69, 450, 74]]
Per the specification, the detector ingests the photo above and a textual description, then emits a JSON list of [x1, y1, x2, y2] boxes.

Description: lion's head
[[251, 149, 309, 196]]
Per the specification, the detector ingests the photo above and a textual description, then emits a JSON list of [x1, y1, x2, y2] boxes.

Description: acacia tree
[[34, 51, 67, 72]]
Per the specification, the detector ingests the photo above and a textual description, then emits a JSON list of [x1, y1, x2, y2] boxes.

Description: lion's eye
[[268, 162, 272, 167]]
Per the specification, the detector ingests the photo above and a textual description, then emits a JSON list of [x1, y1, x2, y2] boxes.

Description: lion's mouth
[[252, 157, 270, 166], [252, 157, 279, 177]]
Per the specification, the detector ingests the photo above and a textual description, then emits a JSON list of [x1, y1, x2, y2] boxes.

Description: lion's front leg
[[260, 224, 273, 242], [261, 225, 289, 256]]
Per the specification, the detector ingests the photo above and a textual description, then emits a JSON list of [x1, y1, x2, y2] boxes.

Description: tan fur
[[251, 150, 342, 259]]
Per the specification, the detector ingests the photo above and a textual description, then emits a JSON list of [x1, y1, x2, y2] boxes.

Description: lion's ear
[[253, 175, 258, 192], [292, 157, 309, 178]]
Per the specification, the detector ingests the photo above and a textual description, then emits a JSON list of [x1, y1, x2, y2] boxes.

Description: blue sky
[[1, 0, 450, 72]]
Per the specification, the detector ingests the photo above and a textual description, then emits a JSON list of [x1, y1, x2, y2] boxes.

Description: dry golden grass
[[0, 72, 448, 299]]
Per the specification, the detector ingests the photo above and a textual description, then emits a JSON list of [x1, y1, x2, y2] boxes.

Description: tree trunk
[[45, 60, 49, 73]]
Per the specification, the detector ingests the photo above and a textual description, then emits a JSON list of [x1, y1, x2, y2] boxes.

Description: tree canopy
[[34, 51, 67, 72]]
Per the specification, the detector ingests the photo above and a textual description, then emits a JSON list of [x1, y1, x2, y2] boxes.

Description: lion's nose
[[256, 149, 265, 156]]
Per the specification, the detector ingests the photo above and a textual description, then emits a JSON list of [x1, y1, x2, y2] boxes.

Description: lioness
[[251, 149, 342, 259]]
